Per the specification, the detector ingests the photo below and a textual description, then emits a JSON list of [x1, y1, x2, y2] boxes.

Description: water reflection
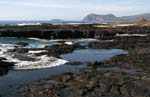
[[60, 49, 128, 63]]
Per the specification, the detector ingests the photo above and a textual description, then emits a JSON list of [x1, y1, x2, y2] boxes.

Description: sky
[[0, 0, 149, 20]]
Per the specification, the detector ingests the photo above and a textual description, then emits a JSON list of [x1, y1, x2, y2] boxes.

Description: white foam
[[64, 39, 100, 45], [27, 38, 49, 42], [17, 23, 41, 26], [28, 50, 48, 54], [116, 34, 148, 37], [65, 41, 73, 45], [75, 39, 99, 43], [28, 38, 64, 43], [100, 40, 114, 42], [0, 44, 18, 55], [0, 44, 68, 70], [74, 38, 100, 46], [14, 55, 68, 70]]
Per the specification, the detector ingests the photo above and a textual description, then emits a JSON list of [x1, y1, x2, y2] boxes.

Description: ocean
[[0, 20, 88, 26]]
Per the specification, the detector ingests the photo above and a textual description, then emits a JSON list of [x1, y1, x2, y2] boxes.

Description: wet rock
[[0, 57, 7, 61], [1, 24, 150, 40], [45, 44, 85, 57], [0, 67, 9, 76], [11, 48, 29, 53], [11, 24, 150, 97], [0, 58, 11, 76], [66, 62, 83, 66], [18, 69, 150, 97], [61, 74, 73, 82], [0, 57, 14, 67], [16, 42, 29, 47], [12, 54, 36, 61]]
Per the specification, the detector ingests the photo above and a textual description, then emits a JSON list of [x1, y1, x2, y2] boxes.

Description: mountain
[[83, 13, 118, 23], [83, 13, 150, 23], [119, 13, 150, 22]]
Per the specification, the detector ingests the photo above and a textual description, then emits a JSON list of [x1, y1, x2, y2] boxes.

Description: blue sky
[[0, 0, 149, 20]]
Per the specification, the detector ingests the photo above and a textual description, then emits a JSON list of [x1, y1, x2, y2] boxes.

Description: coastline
[[0, 22, 150, 97]]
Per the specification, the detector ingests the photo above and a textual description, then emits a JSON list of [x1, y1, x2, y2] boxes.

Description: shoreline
[[0, 23, 150, 40], [18, 47, 150, 97], [0, 23, 150, 97]]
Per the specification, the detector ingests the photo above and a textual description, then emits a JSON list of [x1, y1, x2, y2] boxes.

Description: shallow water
[[0, 64, 87, 97], [0, 37, 128, 97], [60, 49, 128, 63], [0, 48, 127, 97]]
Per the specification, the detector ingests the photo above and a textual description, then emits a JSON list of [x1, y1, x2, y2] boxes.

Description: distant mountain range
[[83, 13, 150, 23]]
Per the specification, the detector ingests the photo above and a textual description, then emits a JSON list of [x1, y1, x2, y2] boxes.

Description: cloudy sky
[[0, 0, 149, 20]]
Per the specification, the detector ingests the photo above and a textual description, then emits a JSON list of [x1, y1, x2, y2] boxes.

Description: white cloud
[[0, 0, 142, 12], [0, 0, 149, 20]]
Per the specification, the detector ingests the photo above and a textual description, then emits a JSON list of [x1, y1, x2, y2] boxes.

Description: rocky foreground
[[18, 46, 150, 97], [19, 48, 150, 97], [0, 23, 150, 97], [15, 25, 150, 97]]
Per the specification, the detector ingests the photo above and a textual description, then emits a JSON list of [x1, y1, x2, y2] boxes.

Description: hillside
[[83, 13, 150, 23]]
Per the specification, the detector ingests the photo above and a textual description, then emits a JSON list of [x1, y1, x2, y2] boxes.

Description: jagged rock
[[16, 42, 29, 47], [0, 57, 14, 67]]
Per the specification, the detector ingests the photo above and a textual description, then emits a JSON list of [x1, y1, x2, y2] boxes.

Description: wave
[[27, 38, 51, 42], [28, 50, 48, 54], [116, 34, 148, 37], [17, 23, 41, 26], [0, 44, 68, 70], [13, 55, 68, 70], [28, 38, 65, 43], [75, 38, 99, 43]]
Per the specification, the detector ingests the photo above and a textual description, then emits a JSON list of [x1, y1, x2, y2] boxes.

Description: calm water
[[0, 37, 127, 97], [0, 64, 87, 97], [60, 49, 127, 63]]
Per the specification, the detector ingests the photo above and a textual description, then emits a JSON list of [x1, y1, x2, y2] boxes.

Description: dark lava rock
[[12, 54, 37, 61], [0, 57, 14, 67], [0, 57, 12, 76], [88, 36, 150, 50], [45, 44, 85, 57], [0, 24, 150, 40], [10, 48, 29, 53], [0, 57, 7, 61], [18, 45, 150, 97], [16, 42, 29, 47], [7, 24, 150, 97], [0, 67, 9, 76]]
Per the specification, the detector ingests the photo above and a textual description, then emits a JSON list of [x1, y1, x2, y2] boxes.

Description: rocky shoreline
[[18, 47, 150, 97], [0, 24, 150, 97], [0, 24, 150, 39]]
